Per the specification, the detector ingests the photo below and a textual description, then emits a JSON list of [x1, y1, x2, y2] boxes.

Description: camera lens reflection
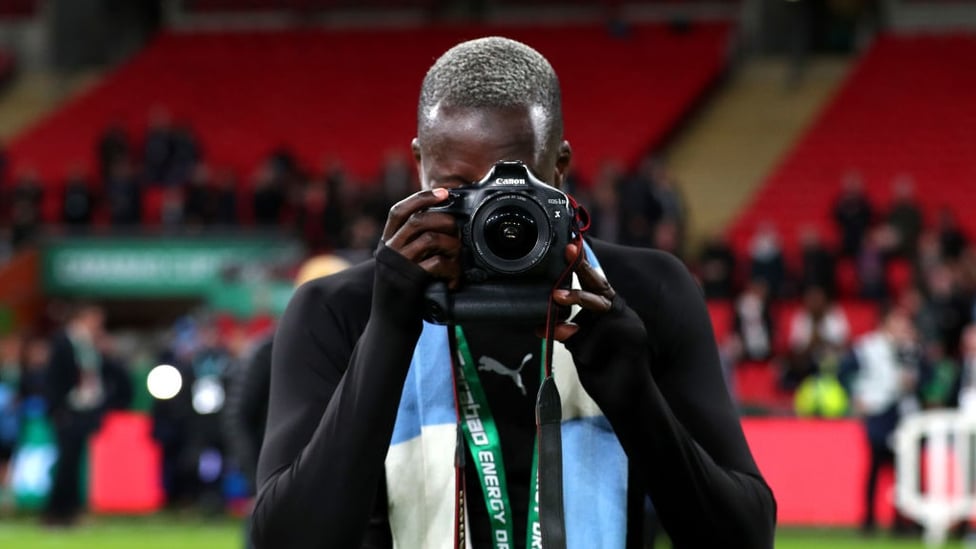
[[484, 206, 537, 260]]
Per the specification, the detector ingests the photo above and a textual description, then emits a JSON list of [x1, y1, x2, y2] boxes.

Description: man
[[840, 308, 927, 535], [252, 37, 775, 548], [44, 303, 131, 525]]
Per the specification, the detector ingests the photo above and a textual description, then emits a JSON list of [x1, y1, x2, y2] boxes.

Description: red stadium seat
[[5, 23, 731, 208]]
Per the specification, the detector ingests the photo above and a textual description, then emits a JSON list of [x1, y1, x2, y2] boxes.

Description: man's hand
[[549, 243, 616, 341], [381, 188, 462, 287]]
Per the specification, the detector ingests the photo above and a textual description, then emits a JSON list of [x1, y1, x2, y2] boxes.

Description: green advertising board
[[41, 235, 303, 298]]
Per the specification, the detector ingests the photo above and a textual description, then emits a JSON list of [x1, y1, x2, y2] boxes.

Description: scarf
[[385, 244, 629, 548]]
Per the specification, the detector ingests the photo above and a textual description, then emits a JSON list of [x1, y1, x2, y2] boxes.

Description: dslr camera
[[423, 161, 579, 325]]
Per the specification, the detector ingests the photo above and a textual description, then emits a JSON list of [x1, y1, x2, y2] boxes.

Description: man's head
[[413, 37, 570, 191]]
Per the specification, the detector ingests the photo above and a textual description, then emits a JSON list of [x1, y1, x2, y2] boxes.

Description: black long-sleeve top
[[252, 238, 777, 548]]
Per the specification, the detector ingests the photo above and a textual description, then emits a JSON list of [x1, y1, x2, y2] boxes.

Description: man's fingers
[[382, 188, 450, 241], [552, 288, 612, 313], [576, 259, 615, 299], [418, 254, 461, 282], [385, 211, 459, 251], [565, 243, 614, 299], [399, 231, 460, 262], [552, 323, 580, 342]]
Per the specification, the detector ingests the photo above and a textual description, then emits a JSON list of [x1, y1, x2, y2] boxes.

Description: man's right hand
[[381, 188, 461, 287]]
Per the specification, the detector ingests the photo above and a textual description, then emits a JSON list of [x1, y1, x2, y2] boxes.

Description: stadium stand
[[4, 22, 731, 223], [727, 33, 976, 256]]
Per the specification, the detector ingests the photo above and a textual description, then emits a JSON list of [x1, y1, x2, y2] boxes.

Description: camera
[[423, 161, 579, 325]]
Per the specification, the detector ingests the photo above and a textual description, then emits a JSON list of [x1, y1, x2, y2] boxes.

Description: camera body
[[423, 161, 578, 325]]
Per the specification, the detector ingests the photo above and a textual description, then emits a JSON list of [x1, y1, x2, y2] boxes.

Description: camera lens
[[483, 206, 538, 260]]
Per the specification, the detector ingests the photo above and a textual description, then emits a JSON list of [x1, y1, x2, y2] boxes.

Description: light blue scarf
[[385, 243, 629, 548]]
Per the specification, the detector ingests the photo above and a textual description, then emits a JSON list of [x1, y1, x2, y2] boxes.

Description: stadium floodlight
[[147, 364, 183, 400]]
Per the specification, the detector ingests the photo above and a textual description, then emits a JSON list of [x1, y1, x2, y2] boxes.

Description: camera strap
[[451, 325, 546, 549]]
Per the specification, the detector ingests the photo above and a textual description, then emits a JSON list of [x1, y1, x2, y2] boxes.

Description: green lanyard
[[454, 325, 544, 549]]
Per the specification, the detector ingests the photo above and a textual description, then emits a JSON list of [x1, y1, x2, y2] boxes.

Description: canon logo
[[494, 178, 526, 185]]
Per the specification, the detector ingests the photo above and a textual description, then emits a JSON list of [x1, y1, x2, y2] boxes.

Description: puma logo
[[478, 353, 533, 396]]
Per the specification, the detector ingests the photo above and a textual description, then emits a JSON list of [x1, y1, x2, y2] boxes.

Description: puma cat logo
[[478, 353, 533, 396]]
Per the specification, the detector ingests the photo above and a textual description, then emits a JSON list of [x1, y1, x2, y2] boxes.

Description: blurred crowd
[[0, 301, 274, 523], [0, 108, 407, 263]]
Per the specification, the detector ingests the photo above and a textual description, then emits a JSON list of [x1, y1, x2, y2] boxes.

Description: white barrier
[[895, 410, 976, 547]]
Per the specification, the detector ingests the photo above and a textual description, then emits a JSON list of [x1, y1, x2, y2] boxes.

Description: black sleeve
[[565, 245, 777, 548], [223, 338, 272, 487], [250, 245, 430, 549]]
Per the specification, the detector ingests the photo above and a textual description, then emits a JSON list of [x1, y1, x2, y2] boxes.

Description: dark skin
[[381, 104, 613, 340]]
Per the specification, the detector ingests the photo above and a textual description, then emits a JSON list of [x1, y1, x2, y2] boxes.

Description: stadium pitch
[[0, 517, 967, 548]]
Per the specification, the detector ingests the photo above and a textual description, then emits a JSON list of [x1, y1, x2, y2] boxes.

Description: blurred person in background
[[143, 107, 176, 185], [798, 225, 837, 298], [782, 284, 850, 389], [8, 169, 43, 249], [96, 122, 131, 181], [104, 158, 143, 226], [921, 263, 970, 360], [61, 166, 96, 228], [698, 231, 737, 299], [0, 333, 22, 507], [585, 160, 622, 244], [224, 253, 351, 549], [840, 307, 928, 535], [617, 154, 662, 247], [954, 325, 976, 414], [833, 171, 874, 257], [885, 174, 922, 260], [936, 206, 968, 262], [857, 225, 897, 302], [43, 303, 132, 526], [749, 222, 786, 299], [251, 162, 286, 227], [733, 279, 775, 364]]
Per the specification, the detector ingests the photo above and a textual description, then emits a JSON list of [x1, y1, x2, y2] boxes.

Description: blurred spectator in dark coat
[[143, 108, 175, 185], [698, 232, 737, 299], [922, 263, 969, 359], [9, 170, 43, 248], [213, 169, 239, 226], [183, 164, 213, 226], [799, 226, 837, 297], [617, 159, 662, 248], [97, 123, 130, 181], [61, 168, 95, 227], [105, 159, 142, 226], [833, 172, 874, 257], [648, 158, 687, 252], [251, 163, 285, 226], [166, 124, 200, 186], [321, 162, 348, 249], [43, 303, 132, 526], [936, 207, 967, 261], [749, 222, 786, 298], [857, 226, 897, 301], [295, 181, 331, 253], [586, 161, 622, 244], [886, 175, 922, 259]]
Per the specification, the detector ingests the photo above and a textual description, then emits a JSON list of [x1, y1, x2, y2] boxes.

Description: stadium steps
[[0, 69, 102, 142], [662, 56, 853, 248], [727, 34, 976, 255]]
